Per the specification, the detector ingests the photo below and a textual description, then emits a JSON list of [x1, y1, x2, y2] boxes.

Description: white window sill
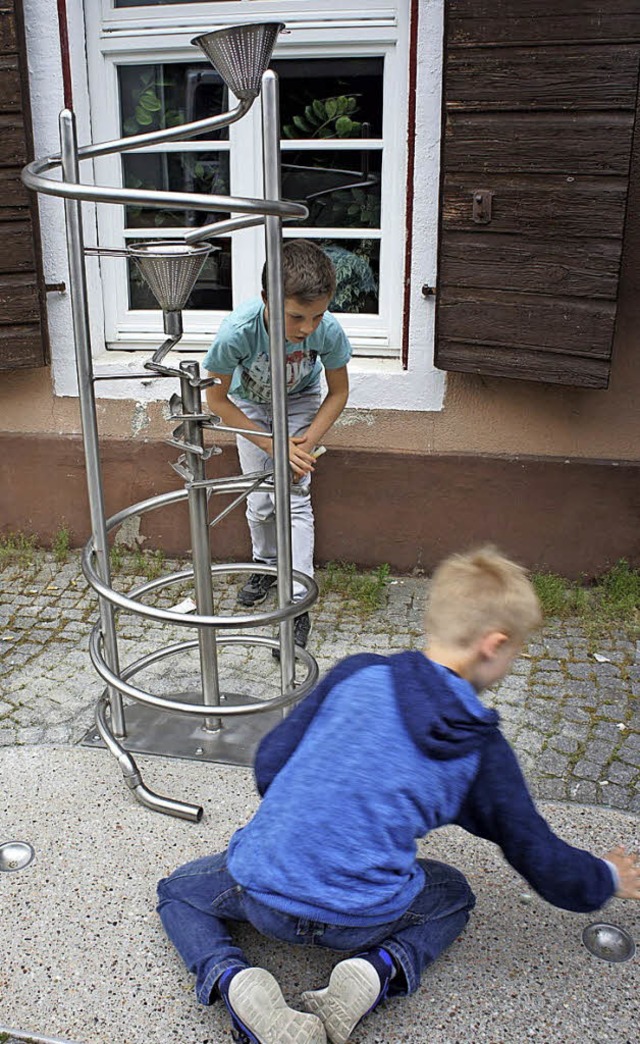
[[76, 346, 444, 413]]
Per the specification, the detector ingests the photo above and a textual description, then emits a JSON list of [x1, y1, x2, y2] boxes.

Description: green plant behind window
[[283, 95, 363, 140], [323, 242, 378, 314], [123, 69, 184, 136]]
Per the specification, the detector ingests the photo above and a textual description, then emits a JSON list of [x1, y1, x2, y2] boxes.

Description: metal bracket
[[172, 412, 220, 426], [170, 459, 195, 482], [144, 361, 186, 379], [192, 375, 221, 389], [166, 437, 205, 456], [472, 189, 493, 224]]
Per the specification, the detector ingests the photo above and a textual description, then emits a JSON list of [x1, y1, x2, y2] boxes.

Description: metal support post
[[179, 360, 222, 732], [261, 70, 296, 691], [59, 109, 125, 738]]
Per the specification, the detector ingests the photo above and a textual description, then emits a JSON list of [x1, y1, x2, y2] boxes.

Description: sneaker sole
[[301, 959, 380, 1044], [228, 967, 326, 1044], [237, 591, 271, 607], [237, 582, 276, 608]]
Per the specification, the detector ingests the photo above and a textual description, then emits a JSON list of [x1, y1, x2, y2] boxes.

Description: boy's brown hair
[[425, 546, 542, 648], [261, 239, 336, 302]]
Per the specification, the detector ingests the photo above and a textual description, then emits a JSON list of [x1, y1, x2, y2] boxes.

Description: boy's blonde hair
[[425, 546, 542, 648]]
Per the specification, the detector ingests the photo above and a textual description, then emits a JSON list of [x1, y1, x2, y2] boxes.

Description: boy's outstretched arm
[[455, 732, 630, 912]]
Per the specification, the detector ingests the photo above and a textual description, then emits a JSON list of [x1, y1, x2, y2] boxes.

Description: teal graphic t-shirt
[[201, 297, 352, 404]]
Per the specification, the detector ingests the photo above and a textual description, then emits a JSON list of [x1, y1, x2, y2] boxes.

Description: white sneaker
[[301, 957, 383, 1044], [226, 967, 327, 1044]]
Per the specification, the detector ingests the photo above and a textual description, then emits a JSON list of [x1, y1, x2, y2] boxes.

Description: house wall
[[2, 0, 638, 576], [3, 254, 638, 577]]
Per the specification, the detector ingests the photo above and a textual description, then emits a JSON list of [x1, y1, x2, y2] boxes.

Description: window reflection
[[281, 151, 381, 229], [122, 153, 231, 229]]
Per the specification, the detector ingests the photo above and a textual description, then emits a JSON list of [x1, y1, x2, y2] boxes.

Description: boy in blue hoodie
[[157, 547, 640, 1044]]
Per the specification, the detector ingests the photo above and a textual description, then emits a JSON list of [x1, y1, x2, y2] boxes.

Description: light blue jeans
[[234, 389, 322, 601], [157, 851, 476, 1005]]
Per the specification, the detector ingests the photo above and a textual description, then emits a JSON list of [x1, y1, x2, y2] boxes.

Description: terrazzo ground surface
[[1, 747, 639, 1044], [1, 551, 640, 1043]]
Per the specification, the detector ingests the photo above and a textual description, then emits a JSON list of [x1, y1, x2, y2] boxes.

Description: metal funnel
[[128, 241, 212, 312], [191, 22, 284, 101]]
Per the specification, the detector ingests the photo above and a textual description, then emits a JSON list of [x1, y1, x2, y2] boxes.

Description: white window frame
[[84, 1, 409, 359]]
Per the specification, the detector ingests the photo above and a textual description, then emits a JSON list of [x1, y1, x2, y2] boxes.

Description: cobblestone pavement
[[1, 551, 639, 813]]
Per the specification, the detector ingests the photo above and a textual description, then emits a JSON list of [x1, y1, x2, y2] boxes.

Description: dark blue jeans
[[157, 851, 476, 1005]]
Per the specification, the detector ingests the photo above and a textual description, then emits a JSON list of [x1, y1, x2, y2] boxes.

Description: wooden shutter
[[435, 1, 640, 387], [0, 0, 48, 371]]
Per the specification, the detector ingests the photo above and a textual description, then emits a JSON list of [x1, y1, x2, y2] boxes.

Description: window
[[86, 1, 409, 358]]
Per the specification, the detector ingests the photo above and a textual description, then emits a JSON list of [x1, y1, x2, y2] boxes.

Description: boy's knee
[[448, 865, 476, 909], [157, 871, 189, 904], [247, 497, 275, 524], [421, 858, 475, 908]]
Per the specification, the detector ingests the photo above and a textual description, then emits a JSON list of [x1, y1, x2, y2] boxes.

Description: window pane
[[319, 239, 379, 315], [128, 240, 232, 311], [119, 64, 229, 141], [123, 152, 231, 228], [281, 150, 381, 229], [273, 58, 384, 140]]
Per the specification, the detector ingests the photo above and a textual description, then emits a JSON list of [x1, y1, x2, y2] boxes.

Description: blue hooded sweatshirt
[[226, 652, 613, 925]]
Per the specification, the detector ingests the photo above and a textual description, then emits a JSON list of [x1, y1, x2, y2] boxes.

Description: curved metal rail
[[21, 101, 307, 224], [94, 694, 205, 823], [91, 629, 319, 822], [90, 629, 319, 718], [81, 491, 318, 628]]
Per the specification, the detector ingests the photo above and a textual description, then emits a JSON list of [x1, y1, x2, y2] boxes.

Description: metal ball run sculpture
[[22, 23, 319, 822]]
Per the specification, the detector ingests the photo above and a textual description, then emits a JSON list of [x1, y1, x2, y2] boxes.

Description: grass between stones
[[2, 529, 640, 638], [0, 532, 38, 569], [532, 560, 640, 640], [318, 560, 391, 614]]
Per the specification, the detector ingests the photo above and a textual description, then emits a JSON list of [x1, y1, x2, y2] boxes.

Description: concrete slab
[[1, 746, 639, 1044]]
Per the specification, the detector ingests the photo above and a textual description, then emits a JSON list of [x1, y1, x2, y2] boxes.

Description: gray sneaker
[[237, 572, 277, 607], [301, 958, 383, 1044], [225, 967, 326, 1044]]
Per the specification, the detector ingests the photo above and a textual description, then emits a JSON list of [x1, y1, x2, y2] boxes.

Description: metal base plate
[[81, 692, 284, 767]]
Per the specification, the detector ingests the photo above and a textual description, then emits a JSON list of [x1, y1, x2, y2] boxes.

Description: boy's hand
[[288, 436, 316, 480], [604, 845, 640, 898]]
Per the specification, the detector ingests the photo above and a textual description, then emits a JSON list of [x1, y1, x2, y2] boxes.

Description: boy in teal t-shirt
[[202, 240, 352, 649]]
